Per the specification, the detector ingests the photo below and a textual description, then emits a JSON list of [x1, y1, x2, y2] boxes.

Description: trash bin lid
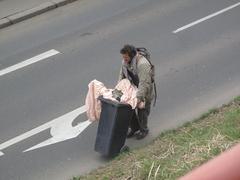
[[98, 96, 132, 108]]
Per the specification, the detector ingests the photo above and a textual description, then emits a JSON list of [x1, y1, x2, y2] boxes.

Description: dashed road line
[[173, 2, 240, 33], [0, 49, 60, 77]]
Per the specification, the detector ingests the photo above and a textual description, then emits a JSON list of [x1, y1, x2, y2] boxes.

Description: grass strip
[[73, 97, 240, 180]]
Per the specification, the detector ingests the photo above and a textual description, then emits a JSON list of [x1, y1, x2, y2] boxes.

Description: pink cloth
[[109, 78, 138, 108], [85, 79, 144, 121], [85, 80, 109, 121]]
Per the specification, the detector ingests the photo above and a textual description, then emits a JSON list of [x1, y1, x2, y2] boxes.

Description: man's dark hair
[[120, 44, 137, 59]]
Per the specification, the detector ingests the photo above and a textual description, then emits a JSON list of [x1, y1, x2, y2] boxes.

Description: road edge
[[0, 0, 78, 29]]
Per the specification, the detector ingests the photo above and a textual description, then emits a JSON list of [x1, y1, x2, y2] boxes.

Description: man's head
[[120, 44, 137, 64]]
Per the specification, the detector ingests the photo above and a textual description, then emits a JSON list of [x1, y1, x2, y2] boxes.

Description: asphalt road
[[0, 0, 240, 179]]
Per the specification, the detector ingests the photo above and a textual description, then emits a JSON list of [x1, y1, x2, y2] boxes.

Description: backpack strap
[[153, 81, 157, 106]]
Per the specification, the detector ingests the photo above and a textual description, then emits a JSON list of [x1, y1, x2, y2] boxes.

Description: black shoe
[[136, 130, 149, 140], [127, 129, 138, 138]]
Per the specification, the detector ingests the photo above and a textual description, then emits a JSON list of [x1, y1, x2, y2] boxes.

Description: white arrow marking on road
[[0, 105, 91, 156], [0, 151, 4, 157], [24, 118, 92, 152], [0, 49, 60, 77]]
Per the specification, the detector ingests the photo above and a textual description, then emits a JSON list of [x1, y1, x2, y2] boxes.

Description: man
[[119, 44, 154, 139]]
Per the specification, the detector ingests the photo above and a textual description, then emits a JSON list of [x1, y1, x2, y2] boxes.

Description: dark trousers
[[129, 101, 151, 132]]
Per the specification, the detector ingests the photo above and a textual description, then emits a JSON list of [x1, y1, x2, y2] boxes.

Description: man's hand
[[137, 98, 145, 109]]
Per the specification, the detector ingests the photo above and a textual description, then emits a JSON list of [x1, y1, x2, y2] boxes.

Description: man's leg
[[127, 111, 140, 138], [136, 101, 151, 139]]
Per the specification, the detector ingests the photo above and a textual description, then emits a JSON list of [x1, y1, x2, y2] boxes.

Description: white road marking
[[0, 105, 91, 156], [173, 2, 240, 33], [0, 151, 4, 157], [24, 120, 92, 152], [0, 49, 60, 77]]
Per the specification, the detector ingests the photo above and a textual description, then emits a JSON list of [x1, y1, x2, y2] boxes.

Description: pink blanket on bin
[[85, 79, 144, 121]]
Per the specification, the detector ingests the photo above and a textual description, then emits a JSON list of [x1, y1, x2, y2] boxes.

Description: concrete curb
[[0, 0, 78, 29], [0, 18, 11, 29]]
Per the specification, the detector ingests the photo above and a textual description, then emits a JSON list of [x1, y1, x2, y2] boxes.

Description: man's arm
[[136, 60, 152, 102], [118, 65, 125, 82]]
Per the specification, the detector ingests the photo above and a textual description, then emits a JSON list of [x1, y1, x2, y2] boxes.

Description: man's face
[[122, 53, 131, 64]]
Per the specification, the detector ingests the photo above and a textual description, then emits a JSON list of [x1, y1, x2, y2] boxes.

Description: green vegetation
[[73, 97, 240, 180]]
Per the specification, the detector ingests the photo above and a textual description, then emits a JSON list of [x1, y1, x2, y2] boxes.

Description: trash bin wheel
[[120, 145, 129, 153]]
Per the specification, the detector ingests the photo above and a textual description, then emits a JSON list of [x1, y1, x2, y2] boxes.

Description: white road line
[[0, 105, 89, 156], [173, 2, 240, 33], [0, 49, 60, 77]]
